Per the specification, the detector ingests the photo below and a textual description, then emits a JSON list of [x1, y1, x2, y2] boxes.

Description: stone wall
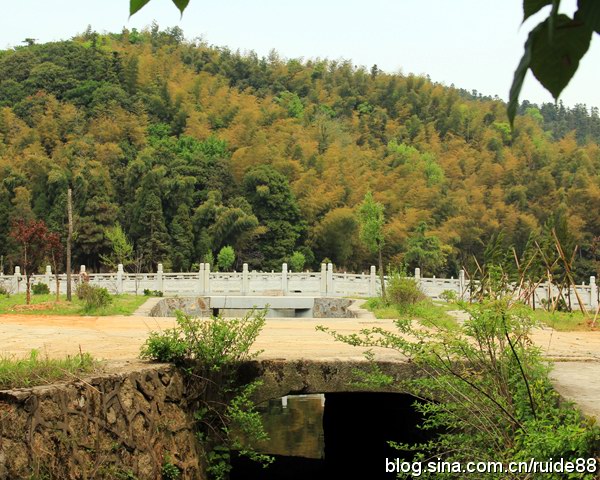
[[312, 298, 355, 318], [149, 296, 357, 319], [0, 359, 416, 479], [0, 364, 203, 480], [149, 297, 211, 317]]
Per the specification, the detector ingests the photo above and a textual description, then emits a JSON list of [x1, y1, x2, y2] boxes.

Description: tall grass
[[0, 349, 96, 390]]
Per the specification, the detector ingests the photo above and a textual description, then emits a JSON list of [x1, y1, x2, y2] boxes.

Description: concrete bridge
[[2, 262, 599, 310]]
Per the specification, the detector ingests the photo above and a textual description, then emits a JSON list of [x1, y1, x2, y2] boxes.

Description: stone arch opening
[[230, 391, 430, 479]]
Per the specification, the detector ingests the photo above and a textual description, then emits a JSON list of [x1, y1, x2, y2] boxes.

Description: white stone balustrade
[[2, 264, 598, 309]]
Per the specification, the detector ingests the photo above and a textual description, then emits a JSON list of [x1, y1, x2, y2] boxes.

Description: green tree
[[242, 165, 304, 270], [217, 245, 236, 272], [131, 172, 170, 270], [100, 222, 134, 271], [75, 172, 118, 269], [192, 191, 260, 259], [275, 91, 304, 119], [128, 0, 599, 126], [358, 192, 386, 298], [288, 251, 306, 272], [10, 186, 34, 223], [404, 222, 447, 276], [311, 207, 359, 269], [170, 204, 194, 272]]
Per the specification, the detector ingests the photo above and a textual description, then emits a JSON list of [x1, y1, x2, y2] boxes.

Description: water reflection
[[253, 394, 325, 459]]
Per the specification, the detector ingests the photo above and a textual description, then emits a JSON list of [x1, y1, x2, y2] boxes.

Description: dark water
[[254, 394, 325, 459], [231, 392, 427, 480]]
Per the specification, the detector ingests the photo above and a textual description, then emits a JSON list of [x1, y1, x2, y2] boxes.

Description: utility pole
[[66, 188, 73, 301]]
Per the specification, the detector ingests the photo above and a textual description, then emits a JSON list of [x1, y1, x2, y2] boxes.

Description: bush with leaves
[[76, 283, 113, 312], [217, 246, 235, 272], [319, 271, 600, 479], [439, 289, 457, 303], [161, 456, 181, 480], [386, 268, 425, 306], [141, 309, 272, 479], [143, 289, 163, 297], [288, 251, 306, 272], [31, 283, 50, 295]]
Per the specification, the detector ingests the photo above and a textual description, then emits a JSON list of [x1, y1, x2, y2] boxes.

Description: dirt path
[[1, 313, 598, 418], [0, 314, 404, 362]]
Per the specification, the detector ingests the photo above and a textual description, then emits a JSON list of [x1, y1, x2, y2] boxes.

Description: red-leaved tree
[[9, 219, 51, 305]]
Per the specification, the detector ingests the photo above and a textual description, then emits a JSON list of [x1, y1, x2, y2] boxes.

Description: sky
[[1, 0, 599, 108]]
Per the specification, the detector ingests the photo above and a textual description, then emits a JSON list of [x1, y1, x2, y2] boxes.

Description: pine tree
[[243, 165, 304, 270], [131, 174, 171, 270], [170, 204, 194, 271]]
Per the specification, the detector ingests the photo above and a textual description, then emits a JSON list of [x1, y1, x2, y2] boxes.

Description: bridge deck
[[0, 310, 598, 420]]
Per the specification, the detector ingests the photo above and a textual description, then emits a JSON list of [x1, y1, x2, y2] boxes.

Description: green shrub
[[319, 294, 600, 479], [141, 309, 272, 479], [143, 289, 163, 297], [0, 285, 9, 297], [141, 309, 266, 368], [439, 289, 457, 302], [76, 283, 113, 312], [288, 251, 306, 272], [217, 246, 235, 272], [76, 282, 92, 300], [203, 250, 215, 267], [386, 269, 425, 306], [32, 283, 50, 295], [141, 328, 187, 362], [161, 457, 181, 480]]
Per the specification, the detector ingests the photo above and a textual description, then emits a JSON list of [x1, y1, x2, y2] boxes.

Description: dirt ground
[[1, 311, 599, 418], [1, 313, 598, 361], [0, 314, 406, 362]]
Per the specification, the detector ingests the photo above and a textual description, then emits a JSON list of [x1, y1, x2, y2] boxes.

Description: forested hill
[[0, 26, 599, 278]]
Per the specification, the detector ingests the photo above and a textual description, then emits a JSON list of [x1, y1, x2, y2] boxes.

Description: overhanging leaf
[[172, 0, 190, 15], [548, 0, 560, 41], [523, 0, 553, 22], [508, 24, 540, 127], [577, 0, 600, 34], [529, 14, 592, 99], [130, 0, 152, 16]]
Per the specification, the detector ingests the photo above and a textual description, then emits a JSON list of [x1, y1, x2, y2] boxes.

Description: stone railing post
[[45, 265, 52, 289], [204, 263, 211, 294], [590, 276, 598, 310], [156, 263, 164, 293], [116, 264, 124, 294], [326, 263, 334, 295], [242, 263, 249, 295], [414, 267, 421, 280], [320, 263, 327, 296], [459, 269, 465, 296], [198, 263, 205, 294], [281, 263, 288, 295], [369, 265, 377, 296], [14, 266, 21, 294]]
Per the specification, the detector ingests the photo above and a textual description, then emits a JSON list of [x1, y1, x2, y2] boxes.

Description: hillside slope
[[0, 26, 598, 278]]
